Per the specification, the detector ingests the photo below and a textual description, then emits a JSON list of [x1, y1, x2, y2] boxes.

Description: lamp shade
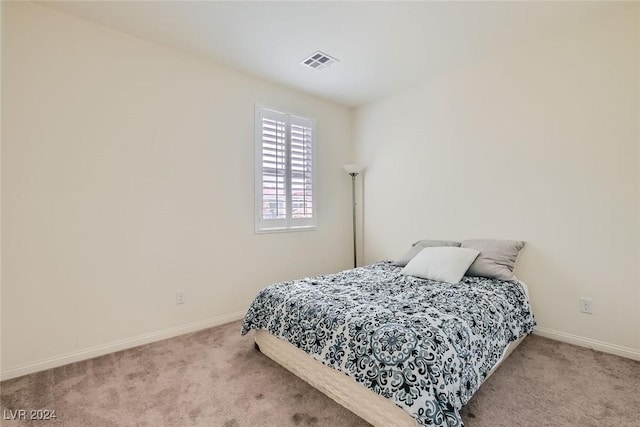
[[343, 164, 365, 174]]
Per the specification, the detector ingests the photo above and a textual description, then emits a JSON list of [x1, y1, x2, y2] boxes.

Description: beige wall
[[3, 0, 639, 379], [354, 6, 640, 353], [1, 2, 353, 377], [0, 0, 4, 376]]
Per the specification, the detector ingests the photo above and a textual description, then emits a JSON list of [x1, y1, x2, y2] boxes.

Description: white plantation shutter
[[256, 106, 316, 232], [259, 109, 288, 228], [289, 115, 314, 226]]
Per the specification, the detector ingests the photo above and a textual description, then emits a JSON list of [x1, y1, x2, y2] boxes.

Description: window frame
[[254, 104, 317, 234]]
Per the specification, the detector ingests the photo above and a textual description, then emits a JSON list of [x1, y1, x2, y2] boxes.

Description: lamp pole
[[343, 164, 364, 269], [349, 172, 358, 268]]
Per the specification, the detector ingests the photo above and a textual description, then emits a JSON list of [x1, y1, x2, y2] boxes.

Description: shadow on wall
[[514, 243, 576, 326]]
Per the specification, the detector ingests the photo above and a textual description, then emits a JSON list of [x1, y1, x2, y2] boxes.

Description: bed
[[241, 260, 535, 427]]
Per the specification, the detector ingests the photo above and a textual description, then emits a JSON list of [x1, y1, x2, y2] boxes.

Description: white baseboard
[[533, 327, 640, 361], [5, 318, 637, 381], [1, 311, 246, 381]]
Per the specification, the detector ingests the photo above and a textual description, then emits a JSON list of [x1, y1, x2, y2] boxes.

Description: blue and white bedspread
[[241, 261, 535, 427]]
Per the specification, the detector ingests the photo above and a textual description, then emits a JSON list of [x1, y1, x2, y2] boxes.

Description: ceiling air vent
[[301, 51, 339, 70]]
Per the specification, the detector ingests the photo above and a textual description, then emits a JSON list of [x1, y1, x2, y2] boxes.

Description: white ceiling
[[42, 1, 625, 108]]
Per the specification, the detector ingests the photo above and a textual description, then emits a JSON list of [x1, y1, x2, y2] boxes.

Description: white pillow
[[400, 247, 480, 284]]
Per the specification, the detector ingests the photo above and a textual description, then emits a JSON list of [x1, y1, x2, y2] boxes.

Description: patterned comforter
[[241, 261, 535, 426]]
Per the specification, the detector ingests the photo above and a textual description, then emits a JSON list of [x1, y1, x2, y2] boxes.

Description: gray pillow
[[461, 239, 525, 281], [412, 239, 461, 248], [395, 240, 461, 267]]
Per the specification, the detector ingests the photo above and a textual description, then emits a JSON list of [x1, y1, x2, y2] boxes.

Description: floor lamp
[[343, 164, 365, 268]]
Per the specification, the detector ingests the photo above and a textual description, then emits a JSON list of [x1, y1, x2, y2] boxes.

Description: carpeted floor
[[1, 320, 639, 427]]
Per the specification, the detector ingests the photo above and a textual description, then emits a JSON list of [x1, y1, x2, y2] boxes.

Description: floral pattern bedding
[[241, 261, 535, 426]]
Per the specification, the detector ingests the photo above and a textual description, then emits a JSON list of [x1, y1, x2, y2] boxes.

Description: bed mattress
[[242, 262, 535, 426], [255, 329, 526, 427]]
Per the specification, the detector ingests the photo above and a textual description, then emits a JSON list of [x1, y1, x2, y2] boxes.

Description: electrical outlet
[[176, 290, 185, 305], [579, 297, 592, 314]]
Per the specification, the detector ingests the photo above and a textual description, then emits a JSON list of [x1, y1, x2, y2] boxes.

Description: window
[[255, 105, 316, 232]]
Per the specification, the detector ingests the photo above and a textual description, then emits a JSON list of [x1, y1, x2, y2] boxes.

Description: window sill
[[255, 226, 317, 234]]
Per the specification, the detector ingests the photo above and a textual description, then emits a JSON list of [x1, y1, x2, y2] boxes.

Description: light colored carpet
[[1, 320, 639, 426]]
